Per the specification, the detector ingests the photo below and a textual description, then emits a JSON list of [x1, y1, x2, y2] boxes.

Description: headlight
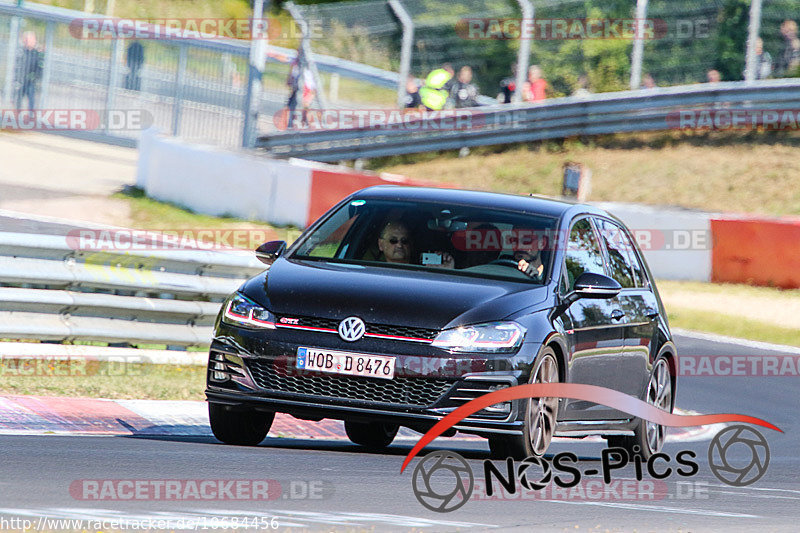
[[431, 321, 525, 353], [221, 293, 276, 329]]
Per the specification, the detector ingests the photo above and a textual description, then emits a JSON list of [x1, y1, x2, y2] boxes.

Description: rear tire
[[208, 403, 274, 446], [606, 357, 673, 460], [488, 348, 560, 460], [344, 421, 398, 450]]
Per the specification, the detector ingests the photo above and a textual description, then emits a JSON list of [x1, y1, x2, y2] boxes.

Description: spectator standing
[[778, 20, 800, 75], [419, 63, 454, 111], [301, 67, 317, 127], [15, 31, 43, 111], [753, 38, 773, 79], [641, 73, 657, 89], [571, 74, 592, 98], [285, 54, 303, 129], [498, 63, 517, 103], [125, 40, 145, 91], [403, 75, 422, 109], [449, 66, 480, 108], [523, 65, 547, 102], [706, 69, 721, 83]]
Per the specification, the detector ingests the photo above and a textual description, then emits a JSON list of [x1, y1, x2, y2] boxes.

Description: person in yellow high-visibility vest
[[419, 63, 454, 111]]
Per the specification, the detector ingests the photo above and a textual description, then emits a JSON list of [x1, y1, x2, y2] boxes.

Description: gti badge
[[338, 316, 366, 342]]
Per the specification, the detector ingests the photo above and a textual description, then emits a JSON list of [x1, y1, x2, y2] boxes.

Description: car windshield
[[290, 198, 558, 283]]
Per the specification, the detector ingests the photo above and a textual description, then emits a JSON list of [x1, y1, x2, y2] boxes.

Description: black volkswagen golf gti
[[207, 186, 676, 459]]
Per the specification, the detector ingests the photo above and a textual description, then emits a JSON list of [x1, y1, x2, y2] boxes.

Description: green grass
[[667, 308, 800, 348], [0, 361, 206, 400], [374, 130, 800, 216], [115, 186, 303, 245]]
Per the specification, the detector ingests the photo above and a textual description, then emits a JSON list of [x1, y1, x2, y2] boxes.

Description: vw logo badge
[[338, 316, 366, 342]]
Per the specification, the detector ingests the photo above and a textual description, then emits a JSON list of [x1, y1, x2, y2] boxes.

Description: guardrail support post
[[513, 0, 533, 103], [388, 0, 414, 108], [39, 20, 53, 108], [743, 0, 763, 83], [630, 0, 648, 89], [2, 14, 20, 107], [172, 43, 187, 136]]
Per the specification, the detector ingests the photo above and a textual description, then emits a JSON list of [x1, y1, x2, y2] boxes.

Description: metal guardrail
[[256, 79, 800, 162], [0, 232, 264, 347]]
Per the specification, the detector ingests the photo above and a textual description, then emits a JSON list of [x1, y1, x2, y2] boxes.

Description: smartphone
[[421, 252, 442, 265]]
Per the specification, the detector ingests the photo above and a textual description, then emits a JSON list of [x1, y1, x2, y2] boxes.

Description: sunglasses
[[383, 236, 410, 245]]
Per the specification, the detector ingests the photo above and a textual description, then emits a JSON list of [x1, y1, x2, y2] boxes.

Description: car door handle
[[611, 309, 625, 321], [646, 307, 659, 319]]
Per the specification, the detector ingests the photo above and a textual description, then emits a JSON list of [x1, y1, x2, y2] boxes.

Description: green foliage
[[715, 0, 750, 81]]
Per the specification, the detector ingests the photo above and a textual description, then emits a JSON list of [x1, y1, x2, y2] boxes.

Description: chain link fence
[[0, 1, 401, 148], [297, 0, 800, 100], [1, 0, 798, 148]]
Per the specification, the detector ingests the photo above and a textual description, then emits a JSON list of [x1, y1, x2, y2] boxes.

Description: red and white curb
[[0, 395, 720, 443]]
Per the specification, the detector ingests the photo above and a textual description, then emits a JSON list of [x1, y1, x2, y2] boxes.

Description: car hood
[[240, 258, 549, 330]]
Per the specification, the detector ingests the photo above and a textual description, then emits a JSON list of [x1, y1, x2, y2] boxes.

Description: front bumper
[[205, 322, 537, 436]]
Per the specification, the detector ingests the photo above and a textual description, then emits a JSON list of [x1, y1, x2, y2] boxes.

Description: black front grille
[[367, 323, 438, 341], [246, 359, 453, 407], [276, 315, 439, 341]]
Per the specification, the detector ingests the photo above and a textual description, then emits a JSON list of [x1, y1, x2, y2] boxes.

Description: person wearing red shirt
[[523, 65, 547, 102]]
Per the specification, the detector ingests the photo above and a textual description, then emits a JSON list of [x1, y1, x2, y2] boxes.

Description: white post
[[388, 0, 414, 108], [744, 0, 763, 82], [630, 0, 649, 89], [3, 16, 20, 106], [242, 0, 268, 148], [513, 0, 533, 103]]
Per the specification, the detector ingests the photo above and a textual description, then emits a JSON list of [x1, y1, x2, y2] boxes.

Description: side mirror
[[551, 272, 621, 321], [572, 272, 621, 300], [255, 240, 287, 266]]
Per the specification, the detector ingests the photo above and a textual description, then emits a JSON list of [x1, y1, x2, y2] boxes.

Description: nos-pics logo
[[411, 425, 770, 513]]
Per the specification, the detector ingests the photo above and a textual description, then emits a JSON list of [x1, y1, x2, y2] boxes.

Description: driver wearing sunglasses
[[378, 221, 413, 264], [377, 220, 454, 268]]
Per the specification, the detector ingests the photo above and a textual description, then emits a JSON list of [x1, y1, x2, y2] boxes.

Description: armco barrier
[[256, 79, 800, 162], [136, 129, 442, 228], [0, 231, 264, 347], [711, 216, 800, 289]]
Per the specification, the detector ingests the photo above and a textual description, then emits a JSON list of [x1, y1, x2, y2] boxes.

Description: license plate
[[296, 347, 396, 380]]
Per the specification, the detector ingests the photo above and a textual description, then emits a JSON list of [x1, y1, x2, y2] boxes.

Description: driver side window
[[561, 218, 606, 293]]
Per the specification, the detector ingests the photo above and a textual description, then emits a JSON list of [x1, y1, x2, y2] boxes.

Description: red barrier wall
[[711, 217, 800, 289], [306, 169, 449, 226]]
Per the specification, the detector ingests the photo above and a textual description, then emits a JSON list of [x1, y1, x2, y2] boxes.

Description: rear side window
[[596, 218, 647, 288], [562, 218, 606, 292]]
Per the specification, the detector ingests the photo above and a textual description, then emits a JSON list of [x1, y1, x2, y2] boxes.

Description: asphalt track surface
[[0, 333, 797, 532]]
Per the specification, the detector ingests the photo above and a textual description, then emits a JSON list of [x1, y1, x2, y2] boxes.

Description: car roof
[[352, 185, 608, 221]]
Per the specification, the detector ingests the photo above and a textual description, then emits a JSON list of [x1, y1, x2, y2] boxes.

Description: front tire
[[607, 357, 673, 460], [489, 348, 560, 459], [344, 421, 398, 450], [208, 403, 274, 446]]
